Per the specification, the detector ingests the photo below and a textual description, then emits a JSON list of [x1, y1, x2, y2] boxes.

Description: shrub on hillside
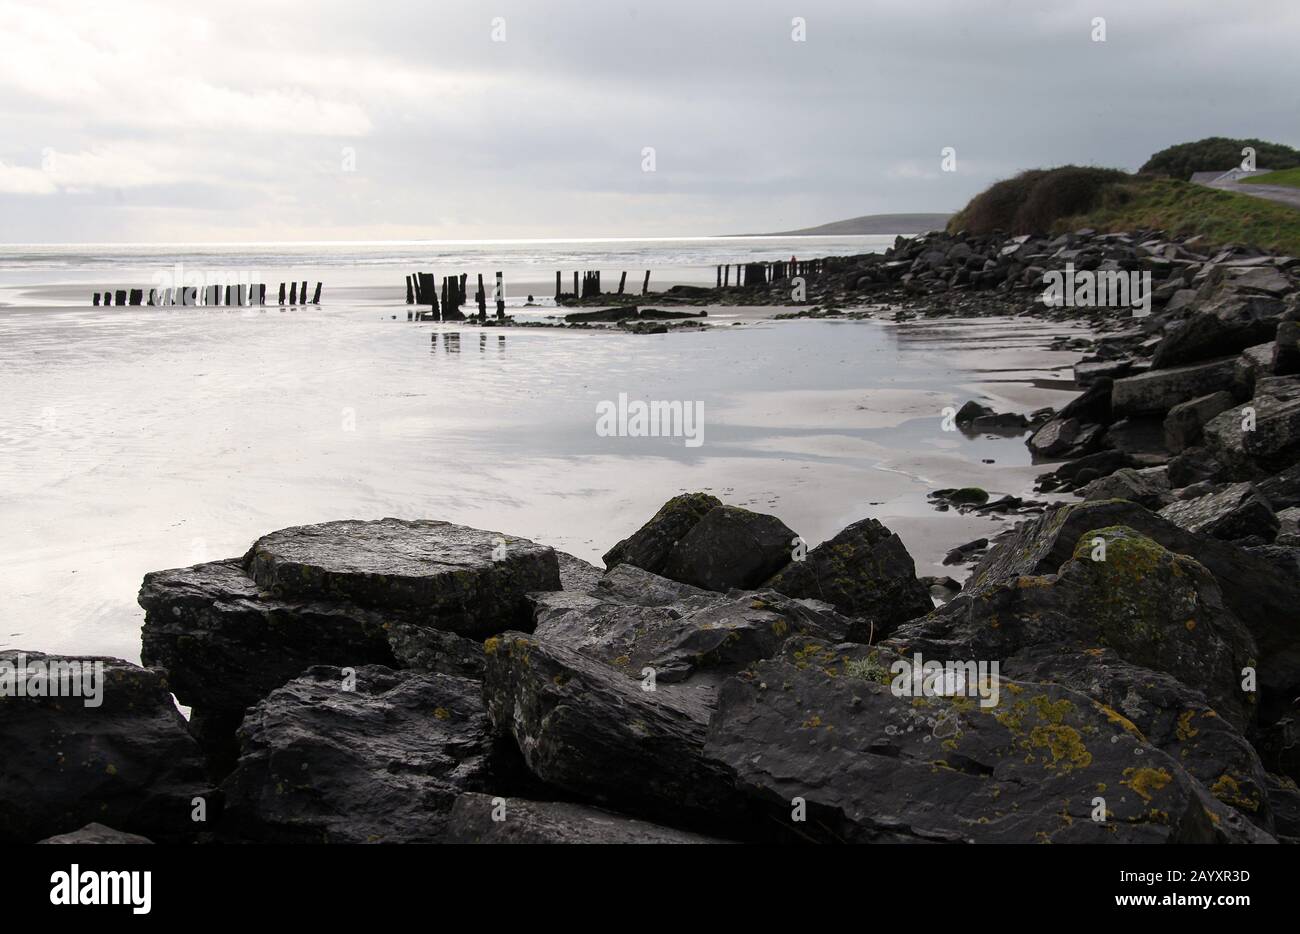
[[1140, 137, 1300, 179], [948, 166, 1128, 235]]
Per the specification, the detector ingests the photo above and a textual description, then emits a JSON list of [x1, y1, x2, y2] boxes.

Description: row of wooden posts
[[557, 270, 651, 300], [92, 282, 323, 307], [405, 271, 507, 321], [715, 259, 824, 288]]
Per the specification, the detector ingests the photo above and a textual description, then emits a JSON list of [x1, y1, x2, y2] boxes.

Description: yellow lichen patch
[[483, 637, 501, 656], [771, 618, 789, 638], [1211, 773, 1259, 811], [1175, 710, 1199, 741], [1121, 767, 1173, 802], [433, 707, 451, 721], [1027, 724, 1092, 771], [1185, 619, 1196, 632], [801, 714, 823, 729], [1097, 703, 1145, 740], [612, 654, 631, 666]]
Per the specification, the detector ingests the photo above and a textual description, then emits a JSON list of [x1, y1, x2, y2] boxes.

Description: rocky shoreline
[[6, 227, 1300, 844]]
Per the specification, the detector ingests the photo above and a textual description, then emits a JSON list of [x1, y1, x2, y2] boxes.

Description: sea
[[0, 236, 1085, 661]]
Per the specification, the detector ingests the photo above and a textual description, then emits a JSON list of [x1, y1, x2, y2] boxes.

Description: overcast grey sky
[[0, 0, 1295, 242]]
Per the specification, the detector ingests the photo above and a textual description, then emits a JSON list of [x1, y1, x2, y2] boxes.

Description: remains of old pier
[[92, 281, 322, 307]]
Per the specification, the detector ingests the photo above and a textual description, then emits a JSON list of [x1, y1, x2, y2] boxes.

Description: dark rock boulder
[[482, 633, 750, 834], [660, 505, 797, 591], [763, 518, 933, 636], [530, 564, 851, 683], [966, 500, 1300, 715], [385, 623, 486, 678], [1273, 320, 1300, 375], [36, 823, 154, 844], [1112, 357, 1238, 416], [244, 518, 560, 635], [1159, 483, 1279, 543], [1151, 295, 1284, 369], [1079, 467, 1171, 509], [602, 492, 721, 573], [703, 639, 1269, 843], [445, 793, 727, 844], [0, 652, 211, 844], [898, 527, 1257, 731], [139, 558, 397, 768], [1002, 646, 1273, 830], [221, 665, 496, 843], [1203, 376, 1300, 475], [556, 551, 603, 593], [1164, 391, 1235, 453]]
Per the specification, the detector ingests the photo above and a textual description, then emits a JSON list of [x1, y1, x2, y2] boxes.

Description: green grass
[[1242, 167, 1300, 189], [951, 166, 1300, 257], [1065, 176, 1300, 255]]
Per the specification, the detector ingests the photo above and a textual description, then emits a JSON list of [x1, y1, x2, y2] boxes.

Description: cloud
[[0, 0, 1297, 241]]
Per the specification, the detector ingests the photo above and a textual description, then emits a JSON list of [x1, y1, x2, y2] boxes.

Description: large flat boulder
[[1159, 483, 1279, 543], [1112, 357, 1238, 416], [762, 517, 934, 636], [445, 793, 727, 843], [221, 665, 496, 843], [703, 639, 1269, 843], [531, 564, 850, 683], [244, 518, 560, 634], [0, 652, 211, 844], [139, 558, 397, 768]]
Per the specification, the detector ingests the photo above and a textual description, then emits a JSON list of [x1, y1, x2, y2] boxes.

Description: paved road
[[1206, 179, 1300, 210]]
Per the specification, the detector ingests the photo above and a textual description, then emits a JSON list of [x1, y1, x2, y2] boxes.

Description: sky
[[0, 0, 1296, 243]]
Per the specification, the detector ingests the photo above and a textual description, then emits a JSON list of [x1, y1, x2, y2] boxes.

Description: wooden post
[[115, 289, 128, 306], [312, 283, 322, 304], [477, 274, 487, 319], [642, 270, 650, 295], [406, 276, 414, 304], [595, 271, 601, 294], [573, 271, 579, 300], [289, 282, 298, 305], [555, 271, 561, 301], [258, 284, 266, 305], [279, 283, 286, 305], [495, 271, 505, 319], [619, 271, 627, 294], [93, 293, 101, 306], [300, 281, 308, 304], [716, 266, 721, 287]]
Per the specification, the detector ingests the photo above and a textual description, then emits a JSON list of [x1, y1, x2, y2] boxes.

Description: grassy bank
[[950, 168, 1300, 256], [1243, 167, 1300, 189]]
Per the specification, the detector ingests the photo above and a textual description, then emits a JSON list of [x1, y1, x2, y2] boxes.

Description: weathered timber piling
[[406, 276, 414, 304], [573, 271, 579, 300], [618, 271, 627, 295], [93, 293, 101, 306], [555, 271, 562, 302], [289, 282, 298, 305], [300, 281, 308, 304], [312, 283, 322, 304], [115, 289, 127, 306], [495, 271, 505, 319], [642, 270, 650, 295], [477, 274, 487, 319]]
